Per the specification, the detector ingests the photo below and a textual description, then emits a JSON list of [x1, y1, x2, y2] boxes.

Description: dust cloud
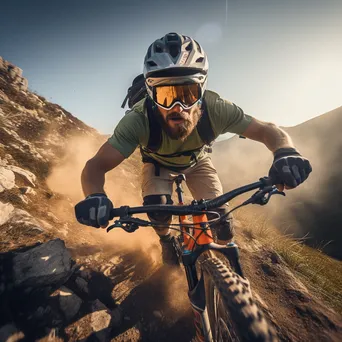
[[46, 134, 101, 202], [212, 107, 342, 259], [44, 132, 193, 320], [46, 133, 160, 254]]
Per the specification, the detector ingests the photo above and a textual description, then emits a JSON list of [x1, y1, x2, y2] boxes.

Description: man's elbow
[[264, 122, 278, 131], [242, 118, 276, 142], [82, 158, 106, 177]]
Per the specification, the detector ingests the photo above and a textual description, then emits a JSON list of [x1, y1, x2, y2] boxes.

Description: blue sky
[[1, 0, 341, 135]]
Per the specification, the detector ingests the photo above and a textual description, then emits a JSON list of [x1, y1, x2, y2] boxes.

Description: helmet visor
[[154, 83, 201, 110]]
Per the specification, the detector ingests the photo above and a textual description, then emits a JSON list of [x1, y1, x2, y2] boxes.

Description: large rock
[[58, 286, 82, 322], [1, 60, 28, 91], [3, 207, 45, 235], [74, 276, 89, 295], [0, 323, 24, 342], [8, 65, 23, 79], [89, 300, 112, 342], [11, 239, 74, 288], [0, 166, 15, 192], [5, 165, 36, 187], [0, 201, 14, 226]]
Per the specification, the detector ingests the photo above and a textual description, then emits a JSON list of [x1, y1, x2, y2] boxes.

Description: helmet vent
[[185, 42, 193, 51], [155, 45, 163, 53], [167, 33, 179, 42], [169, 45, 180, 58], [147, 61, 157, 67], [196, 57, 204, 63]]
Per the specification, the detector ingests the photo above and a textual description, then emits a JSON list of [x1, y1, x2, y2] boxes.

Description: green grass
[[236, 208, 342, 314]]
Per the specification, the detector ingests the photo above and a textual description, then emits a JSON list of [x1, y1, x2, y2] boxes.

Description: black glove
[[75, 193, 113, 228], [269, 147, 312, 188]]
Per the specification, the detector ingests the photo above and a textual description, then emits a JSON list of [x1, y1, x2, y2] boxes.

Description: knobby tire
[[201, 257, 278, 342]]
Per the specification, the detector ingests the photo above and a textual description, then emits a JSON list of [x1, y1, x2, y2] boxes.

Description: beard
[[157, 105, 202, 141]]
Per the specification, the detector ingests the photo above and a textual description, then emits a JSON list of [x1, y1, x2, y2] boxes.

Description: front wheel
[[201, 257, 277, 342]]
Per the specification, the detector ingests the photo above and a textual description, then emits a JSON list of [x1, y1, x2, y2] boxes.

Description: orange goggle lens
[[154, 84, 201, 109]]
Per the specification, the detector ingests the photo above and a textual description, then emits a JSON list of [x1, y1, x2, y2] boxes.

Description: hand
[[269, 148, 312, 190], [75, 193, 113, 228]]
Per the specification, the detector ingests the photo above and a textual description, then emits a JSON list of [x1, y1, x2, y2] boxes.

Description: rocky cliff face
[[0, 57, 28, 91], [0, 56, 142, 249], [0, 58, 144, 341], [0, 56, 99, 248]]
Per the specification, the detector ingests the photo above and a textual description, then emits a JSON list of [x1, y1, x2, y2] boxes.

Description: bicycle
[[107, 175, 283, 342]]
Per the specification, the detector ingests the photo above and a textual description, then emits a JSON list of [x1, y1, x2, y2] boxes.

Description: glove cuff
[[273, 147, 300, 160], [86, 193, 107, 199]]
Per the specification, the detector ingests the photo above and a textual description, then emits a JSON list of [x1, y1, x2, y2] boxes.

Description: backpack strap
[[145, 97, 162, 152], [197, 97, 215, 146]]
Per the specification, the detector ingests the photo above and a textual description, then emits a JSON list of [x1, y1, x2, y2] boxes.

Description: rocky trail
[[236, 234, 342, 342], [1, 232, 341, 342], [1, 57, 342, 341]]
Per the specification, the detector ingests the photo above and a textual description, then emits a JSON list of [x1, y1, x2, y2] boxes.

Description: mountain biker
[[75, 32, 312, 265]]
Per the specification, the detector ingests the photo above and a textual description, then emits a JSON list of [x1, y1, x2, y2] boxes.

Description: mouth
[[168, 117, 185, 124], [167, 113, 188, 124]]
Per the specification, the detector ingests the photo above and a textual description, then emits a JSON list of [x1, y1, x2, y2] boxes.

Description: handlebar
[[109, 176, 281, 219]]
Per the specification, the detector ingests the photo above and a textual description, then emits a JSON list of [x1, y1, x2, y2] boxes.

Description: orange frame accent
[[177, 199, 213, 342], [180, 212, 214, 252]]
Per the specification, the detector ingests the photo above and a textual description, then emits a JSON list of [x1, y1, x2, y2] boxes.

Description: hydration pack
[[121, 74, 147, 109]]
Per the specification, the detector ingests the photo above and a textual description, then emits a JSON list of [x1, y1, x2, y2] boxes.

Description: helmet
[[143, 33, 209, 102], [143, 32, 208, 78]]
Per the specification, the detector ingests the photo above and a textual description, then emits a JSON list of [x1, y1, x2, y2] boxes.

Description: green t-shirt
[[108, 90, 252, 168]]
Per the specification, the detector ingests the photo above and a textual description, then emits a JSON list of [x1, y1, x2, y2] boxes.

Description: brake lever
[[244, 186, 285, 206], [106, 217, 150, 233], [258, 187, 285, 205]]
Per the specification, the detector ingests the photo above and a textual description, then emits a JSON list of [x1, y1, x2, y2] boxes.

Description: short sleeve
[[205, 91, 253, 136], [107, 110, 149, 158]]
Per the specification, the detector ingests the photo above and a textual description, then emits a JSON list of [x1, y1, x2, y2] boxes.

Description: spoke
[[214, 288, 239, 342]]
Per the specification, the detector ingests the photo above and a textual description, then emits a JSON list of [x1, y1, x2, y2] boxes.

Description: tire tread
[[202, 257, 278, 342]]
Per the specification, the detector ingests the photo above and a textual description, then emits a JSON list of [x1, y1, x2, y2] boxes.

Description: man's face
[[157, 103, 202, 141]]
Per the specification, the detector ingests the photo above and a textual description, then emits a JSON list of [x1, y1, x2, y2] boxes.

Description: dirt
[[235, 233, 342, 342]]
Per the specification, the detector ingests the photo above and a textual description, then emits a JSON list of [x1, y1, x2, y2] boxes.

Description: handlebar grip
[[259, 176, 276, 186], [264, 175, 284, 186], [109, 207, 128, 220]]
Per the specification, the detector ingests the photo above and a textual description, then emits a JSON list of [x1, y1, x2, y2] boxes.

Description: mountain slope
[[1, 58, 341, 341], [212, 107, 342, 259]]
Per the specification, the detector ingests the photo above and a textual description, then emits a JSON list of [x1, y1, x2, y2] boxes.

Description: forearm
[[80, 142, 126, 197], [242, 118, 295, 153], [81, 160, 106, 197], [262, 123, 294, 152]]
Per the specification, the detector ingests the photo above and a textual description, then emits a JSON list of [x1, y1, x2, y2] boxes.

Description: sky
[[0, 0, 341, 136]]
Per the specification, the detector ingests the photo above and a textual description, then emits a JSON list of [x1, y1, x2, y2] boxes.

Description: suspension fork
[[174, 175, 213, 342], [182, 252, 213, 342]]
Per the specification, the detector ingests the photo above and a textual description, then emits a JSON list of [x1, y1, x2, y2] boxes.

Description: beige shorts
[[141, 156, 224, 201]]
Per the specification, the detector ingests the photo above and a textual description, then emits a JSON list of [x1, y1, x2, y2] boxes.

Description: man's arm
[[241, 117, 294, 152], [81, 141, 125, 197], [241, 117, 312, 189]]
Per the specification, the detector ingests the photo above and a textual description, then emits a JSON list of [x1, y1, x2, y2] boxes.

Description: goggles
[[152, 83, 203, 110]]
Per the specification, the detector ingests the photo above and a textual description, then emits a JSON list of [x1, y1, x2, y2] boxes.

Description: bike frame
[[173, 175, 244, 342]]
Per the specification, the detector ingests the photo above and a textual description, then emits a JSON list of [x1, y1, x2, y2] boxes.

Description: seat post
[[174, 174, 186, 204]]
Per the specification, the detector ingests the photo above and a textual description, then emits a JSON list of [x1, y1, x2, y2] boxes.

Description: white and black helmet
[[144, 33, 209, 96]]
